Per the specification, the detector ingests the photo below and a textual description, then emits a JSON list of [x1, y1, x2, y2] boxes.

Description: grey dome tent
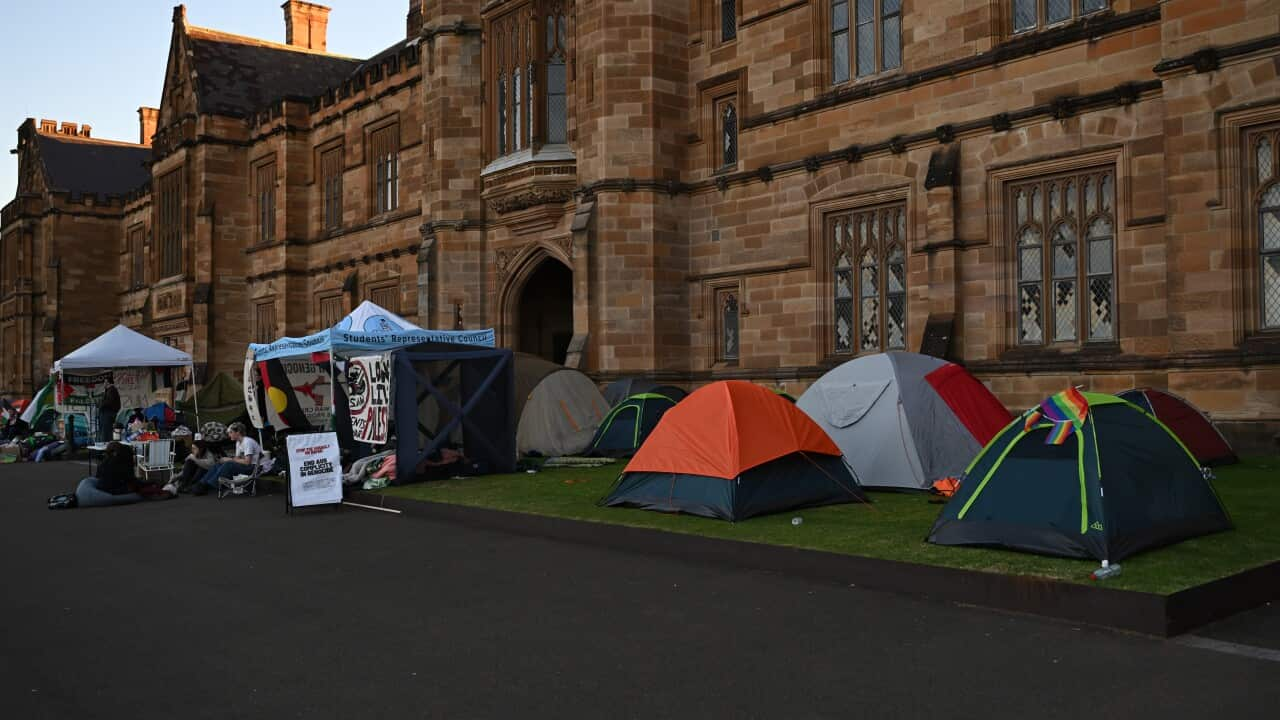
[[514, 354, 608, 457], [797, 352, 1011, 490]]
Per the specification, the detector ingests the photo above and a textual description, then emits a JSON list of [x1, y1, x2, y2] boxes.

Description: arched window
[[1011, 168, 1116, 346]]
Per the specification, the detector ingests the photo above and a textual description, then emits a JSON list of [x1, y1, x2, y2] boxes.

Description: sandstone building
[[2, 0, 1279, 447]]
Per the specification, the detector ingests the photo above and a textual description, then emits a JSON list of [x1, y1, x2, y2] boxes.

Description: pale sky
[[0, 0, 411, 201]]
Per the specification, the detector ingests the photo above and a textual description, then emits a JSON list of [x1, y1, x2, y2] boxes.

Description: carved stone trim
[[487, 188, 574, 215]]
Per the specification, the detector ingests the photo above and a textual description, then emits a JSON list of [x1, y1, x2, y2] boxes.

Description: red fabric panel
[[1145, 390, 1235, 465], [624, 380, 840, 479], [924, 364, 1013, 445]]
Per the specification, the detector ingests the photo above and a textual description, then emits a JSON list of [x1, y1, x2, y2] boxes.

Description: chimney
[[282, 1, 330, 52], [138, 107, 159, 146], [59, 122, 78, 136], [38, 119, 57, 134], [406, 1, 423, 37]]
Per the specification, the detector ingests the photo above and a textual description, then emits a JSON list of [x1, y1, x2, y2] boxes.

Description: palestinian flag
[[21, 377, 55, 425], [257, 359, 312, 430]]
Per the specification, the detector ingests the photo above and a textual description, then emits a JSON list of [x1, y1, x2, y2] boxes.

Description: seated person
[[73, 442, 144, 508], [192, 422, 261, 495], [167, 439, 216, 494]]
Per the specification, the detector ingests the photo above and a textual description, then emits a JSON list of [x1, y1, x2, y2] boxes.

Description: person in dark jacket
[[98, 380, 121, 442], [73, 442, 144, 507]]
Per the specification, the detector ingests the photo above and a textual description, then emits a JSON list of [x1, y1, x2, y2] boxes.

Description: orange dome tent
[[600, 381, 868, 521]]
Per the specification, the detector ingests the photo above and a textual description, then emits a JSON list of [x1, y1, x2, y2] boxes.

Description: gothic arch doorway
[[510, 256, 574, 364]]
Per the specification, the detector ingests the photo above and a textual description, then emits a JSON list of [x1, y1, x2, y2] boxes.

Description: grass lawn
[[377, 456, 1280, 595]]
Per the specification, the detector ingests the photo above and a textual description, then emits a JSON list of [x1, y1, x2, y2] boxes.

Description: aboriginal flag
[[257, 359, 312, 430]]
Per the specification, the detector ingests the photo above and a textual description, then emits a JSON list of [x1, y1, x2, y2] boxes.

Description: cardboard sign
[[286, 432, 343, 508], [347, 354, 391, 445]]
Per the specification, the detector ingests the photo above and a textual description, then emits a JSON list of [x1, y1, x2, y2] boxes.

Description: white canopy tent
[[55, 325, 193, 371], [52, 325, 199, 434]]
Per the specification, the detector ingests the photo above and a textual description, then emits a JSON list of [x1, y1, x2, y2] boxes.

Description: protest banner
[[347, 354, 391, 445]]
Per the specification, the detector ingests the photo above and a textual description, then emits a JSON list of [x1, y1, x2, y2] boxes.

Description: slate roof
[[187, 30, 364, 118], [36, 134, 152, 200]]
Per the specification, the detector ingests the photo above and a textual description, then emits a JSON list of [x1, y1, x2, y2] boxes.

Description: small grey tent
[[797, 352, 1012, 490], [515, 354, 609, 457]]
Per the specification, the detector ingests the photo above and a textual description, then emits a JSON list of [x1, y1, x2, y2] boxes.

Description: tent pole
[[328, 353, 337, 432], [189, 363, 202, 431]]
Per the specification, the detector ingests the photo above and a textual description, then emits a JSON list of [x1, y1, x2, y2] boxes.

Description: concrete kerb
[[263, 478, 1279, 637]]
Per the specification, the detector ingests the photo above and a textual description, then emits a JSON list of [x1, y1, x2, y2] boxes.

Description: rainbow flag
[[1023, 388, 1090, 445]]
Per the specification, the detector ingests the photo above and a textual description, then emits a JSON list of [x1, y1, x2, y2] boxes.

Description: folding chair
[[136, 439, 175, 483], [217, 452, 265, 499]]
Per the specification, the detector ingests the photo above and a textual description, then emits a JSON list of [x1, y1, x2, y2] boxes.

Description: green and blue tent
[[587, 392, 677, 457], [928, 389, 1231, 562]]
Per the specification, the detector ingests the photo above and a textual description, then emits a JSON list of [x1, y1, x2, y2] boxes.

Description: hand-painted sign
[[347, 354, 391, 445]]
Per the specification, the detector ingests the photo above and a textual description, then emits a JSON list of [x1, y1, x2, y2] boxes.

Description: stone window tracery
[[1010, 168, 1116, 346], [490, 1, 570, 158], [831, 202, 907, 354]]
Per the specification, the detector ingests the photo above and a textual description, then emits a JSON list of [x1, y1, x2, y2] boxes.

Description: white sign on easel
[[286, 432, 343, 508]]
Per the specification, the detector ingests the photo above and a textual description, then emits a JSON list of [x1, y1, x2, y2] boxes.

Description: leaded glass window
[[720, 291, 740, 361], [1013, 0, 1108, 34], [490, 3, 568, 157], [831, 0, 850, 84], [720, 101, 738, 168], [832, 0, 900, 83], [831, 203, 908, 354], [721, 0, 737, 42], [1011, 167, 1116, 346], [546, 9, 568, 144], [1255, 127, 1280, 329]]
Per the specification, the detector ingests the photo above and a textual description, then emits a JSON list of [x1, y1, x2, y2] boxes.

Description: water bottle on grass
[[1090, 560, 1122, 581]]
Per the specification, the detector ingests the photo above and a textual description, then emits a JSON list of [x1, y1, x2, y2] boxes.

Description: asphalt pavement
[[1, 461, 1276, 719]]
